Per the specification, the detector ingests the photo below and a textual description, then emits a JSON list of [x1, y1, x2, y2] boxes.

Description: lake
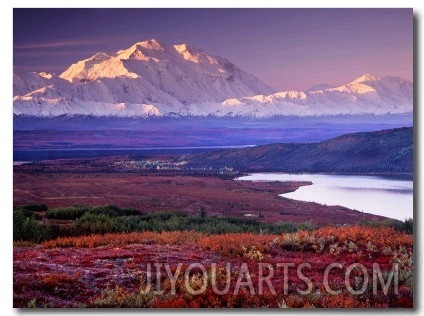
[[237, 173, 413, 221]]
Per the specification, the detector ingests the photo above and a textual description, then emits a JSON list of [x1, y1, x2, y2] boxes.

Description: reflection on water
[[237, 173, 413, 221], [336, 187, 413, 194]]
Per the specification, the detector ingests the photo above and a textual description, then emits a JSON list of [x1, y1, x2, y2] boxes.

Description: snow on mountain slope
[[57, 38, 274, 104], [13, 72, 54, 96], [13, 39, 412, 118], [59, 52, 139, 82], [211, 74, 412, 117]]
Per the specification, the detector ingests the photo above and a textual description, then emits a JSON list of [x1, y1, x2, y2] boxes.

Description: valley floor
[[13, 170, 386, 225], [13, 158, 412, 308]]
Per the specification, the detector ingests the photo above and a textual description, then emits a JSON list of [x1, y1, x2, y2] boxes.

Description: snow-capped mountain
[[213, 74, 413, 117], [13, 39, 413, 118], [13, 39, 274, 117], [13, 71, 54, 96]]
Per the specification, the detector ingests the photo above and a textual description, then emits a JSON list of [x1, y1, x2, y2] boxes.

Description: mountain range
[[13, 39, 413, 118]]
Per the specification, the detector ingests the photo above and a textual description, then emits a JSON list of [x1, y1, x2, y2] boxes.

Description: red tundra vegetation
[[14, 226, 413, 308], [14, 170, 387, 225]]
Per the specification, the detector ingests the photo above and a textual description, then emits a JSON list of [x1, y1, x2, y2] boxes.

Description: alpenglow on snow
[[13, 39, 413, 118]]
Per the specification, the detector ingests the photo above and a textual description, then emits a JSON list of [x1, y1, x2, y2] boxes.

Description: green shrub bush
[[13, 209, 58, 242], [14, 204, 366, 243]]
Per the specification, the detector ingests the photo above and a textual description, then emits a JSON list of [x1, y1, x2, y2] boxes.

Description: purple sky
[[13, 8, 412, 91]]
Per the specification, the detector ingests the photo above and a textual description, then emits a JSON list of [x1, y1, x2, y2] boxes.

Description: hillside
[[185, 127, 413, 174]]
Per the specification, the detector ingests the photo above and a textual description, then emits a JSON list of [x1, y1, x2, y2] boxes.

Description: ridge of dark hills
[[185, 127, 413, 174]]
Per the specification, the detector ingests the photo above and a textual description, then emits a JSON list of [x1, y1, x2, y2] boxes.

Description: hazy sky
[[13, 8, 413, 90]]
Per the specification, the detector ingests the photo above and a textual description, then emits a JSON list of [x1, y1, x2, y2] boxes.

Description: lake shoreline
[[236, 171, 413, 181], [237, 173, 413, 221]]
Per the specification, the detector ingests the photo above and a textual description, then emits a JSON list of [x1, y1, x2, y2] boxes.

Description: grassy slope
[[186, 127, 413, 173]]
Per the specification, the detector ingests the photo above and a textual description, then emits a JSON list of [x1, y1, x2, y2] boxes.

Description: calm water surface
[[237, 173, 413, 221]]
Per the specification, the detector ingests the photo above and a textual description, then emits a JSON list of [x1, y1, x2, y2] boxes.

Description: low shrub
[[13, 209, 58, 243]]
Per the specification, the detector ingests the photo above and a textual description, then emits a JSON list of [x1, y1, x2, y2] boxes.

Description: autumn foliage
[[14, 226, 413, 308], [42, 230, 203, 249]]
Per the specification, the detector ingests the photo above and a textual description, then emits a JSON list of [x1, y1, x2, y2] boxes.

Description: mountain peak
[[14, 39, 412, 118], [134, 38, 165, 50], [174, 43, 188, 52], [38, 72, 53, 79], [174, 43, 220, 65], [46, 38, 274, 106], [86, 52, 111, 64], [115, 39, 167, 61], [352, 73, 380, 84]]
